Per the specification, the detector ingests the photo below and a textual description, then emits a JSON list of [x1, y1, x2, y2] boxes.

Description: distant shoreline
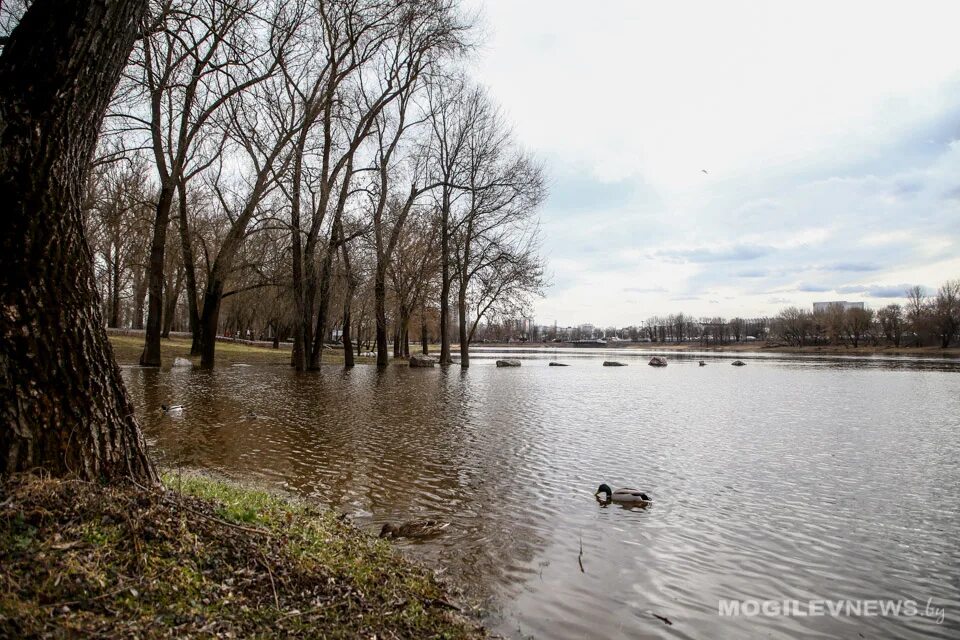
[[472, 341, 960, 359]]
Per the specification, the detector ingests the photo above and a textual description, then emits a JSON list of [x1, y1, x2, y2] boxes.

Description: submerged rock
[[496, 359, 521, 367], [172, 357, 193, 368], [603, 361, 627, 367], [409, 354, 437, 368], [648, 356, 668, 367], [731, 360, 746, 366]]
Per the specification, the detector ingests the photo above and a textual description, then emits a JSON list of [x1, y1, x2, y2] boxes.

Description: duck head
[[379, 523, 395, 538], [595, 483, 613, 499]]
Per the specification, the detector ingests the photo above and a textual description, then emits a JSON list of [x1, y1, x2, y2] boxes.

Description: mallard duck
[[160, 404, 184, 415], [595, 484, 651, 503], [699, 360, 706, 366], [379, 520, 450, 539]]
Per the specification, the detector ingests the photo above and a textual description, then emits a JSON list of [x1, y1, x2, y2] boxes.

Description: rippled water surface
[[123, 349, 960, 638]]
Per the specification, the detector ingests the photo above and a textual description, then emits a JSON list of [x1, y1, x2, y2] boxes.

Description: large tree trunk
[[0, 0, 157, 482], [139, 183, 175, 366]]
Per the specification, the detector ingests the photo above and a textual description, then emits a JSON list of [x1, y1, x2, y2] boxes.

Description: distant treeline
[[769, 282, 959, 348], [470, 280, 960, 349]]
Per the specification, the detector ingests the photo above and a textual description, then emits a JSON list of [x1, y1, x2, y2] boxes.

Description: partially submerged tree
[[0, 0, 157, 482]]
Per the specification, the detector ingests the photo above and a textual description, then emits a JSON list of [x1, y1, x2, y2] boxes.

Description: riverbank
[[0, 473, 484, 638], [477, 340, 960, 358], [108, 335, 380, 367]]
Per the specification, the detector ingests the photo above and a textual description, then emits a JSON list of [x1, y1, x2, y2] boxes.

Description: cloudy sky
[[466, 0, 960, 326]]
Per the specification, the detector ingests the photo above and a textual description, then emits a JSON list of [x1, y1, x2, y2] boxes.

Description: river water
[[122, 348, 960, 639]]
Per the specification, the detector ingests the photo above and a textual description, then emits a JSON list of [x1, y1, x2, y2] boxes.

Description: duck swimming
[[595, 484, 651, 503], [379, 520, 450, 539], [160, 404, 184, 415]]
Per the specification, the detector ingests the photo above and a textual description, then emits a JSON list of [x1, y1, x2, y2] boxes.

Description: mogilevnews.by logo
[[718, 598, 948, 624]]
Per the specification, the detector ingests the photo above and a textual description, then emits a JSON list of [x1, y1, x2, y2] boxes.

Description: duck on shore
[[379, 520, 450, 539], [595, 484, 651, 503]]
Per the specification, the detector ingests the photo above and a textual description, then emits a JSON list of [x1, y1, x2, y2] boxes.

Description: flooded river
[[123, 348, 960, 638]]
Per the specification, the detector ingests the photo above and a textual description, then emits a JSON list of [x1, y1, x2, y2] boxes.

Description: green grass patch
[[0, 473, 483, 639]]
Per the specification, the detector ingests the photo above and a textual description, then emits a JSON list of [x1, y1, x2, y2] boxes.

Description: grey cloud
[[657, 244, 772, 264], [837, 283, 931, 298], [827, 262, 881, 272], [797, 283, 832, 292]]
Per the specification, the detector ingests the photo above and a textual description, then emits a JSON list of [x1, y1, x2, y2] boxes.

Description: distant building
[[813, 301, 865, 313]]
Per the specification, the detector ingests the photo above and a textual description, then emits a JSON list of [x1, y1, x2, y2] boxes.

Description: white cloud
[[465, 0, 960, 324]]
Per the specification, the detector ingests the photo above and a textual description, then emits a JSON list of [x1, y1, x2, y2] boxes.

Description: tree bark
[[374, 264, 389, 369], [139, 183, 174, 365], [309, 238, 337, 369], [342, 303, 354, 368], [439, 194, 452, 364], [176, 181, 201, 354], [109, 244, 122, 328], [198, 280, 223, 370], [0, 0, 157, 482], [458, 286, 470, 368]]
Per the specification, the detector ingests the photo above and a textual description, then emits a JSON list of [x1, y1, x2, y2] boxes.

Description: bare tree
[[843, 307, 873, 348], [876, 304, 904, 347], [932, 280, 960, 348], [729, 317, 745, 342], [117, 0, 284, 365], [773, 307, 813, 346]]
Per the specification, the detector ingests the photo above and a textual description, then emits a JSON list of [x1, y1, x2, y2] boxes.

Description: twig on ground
[[261, 551, 280, 610]]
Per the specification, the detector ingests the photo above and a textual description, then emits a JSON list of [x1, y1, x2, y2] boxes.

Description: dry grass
[[0, 473, 483, 639], [108, 335, 381, 368]]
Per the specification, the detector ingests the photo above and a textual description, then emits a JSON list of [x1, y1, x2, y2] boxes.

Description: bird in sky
[[701, 169, 709, 174]]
